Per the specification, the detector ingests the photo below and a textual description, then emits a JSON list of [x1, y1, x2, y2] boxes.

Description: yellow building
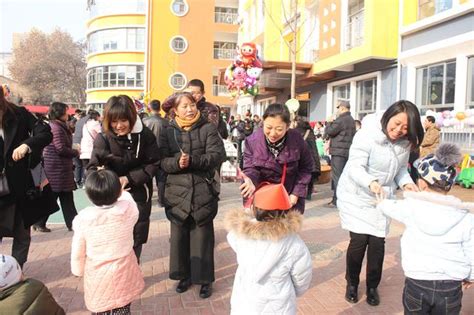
[[238, 0, 401, 121], [146, 0, 239, 115], [85, 0, 147, 109]]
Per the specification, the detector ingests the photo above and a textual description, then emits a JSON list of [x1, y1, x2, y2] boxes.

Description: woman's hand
[[463, 280, 473, 290], [369, 180, 386, 199], [403, 183, 419, 192], [179, 153, 190, 169], [289, 194, 298, 206], [239, 177, 255, 198], [119, 176, 130, 191], [12, 144, 30, 161]]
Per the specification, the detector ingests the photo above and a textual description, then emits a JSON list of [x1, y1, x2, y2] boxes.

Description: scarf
[[175, 111, 201, 131], [265, 134, 287, 158]]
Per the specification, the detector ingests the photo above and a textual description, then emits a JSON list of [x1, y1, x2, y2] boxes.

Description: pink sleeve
[[71, 217, 86, 276]]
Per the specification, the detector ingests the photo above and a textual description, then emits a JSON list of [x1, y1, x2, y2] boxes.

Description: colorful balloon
[[456, 112, 466, 121]]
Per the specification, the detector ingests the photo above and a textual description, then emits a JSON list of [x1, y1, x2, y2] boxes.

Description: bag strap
[[303, 129, 310, 141]]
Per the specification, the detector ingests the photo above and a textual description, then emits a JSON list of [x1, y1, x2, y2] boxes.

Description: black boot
[[32, 225, 51, 233], [175, 279, 192, 293], [345, 284, 358, 303], [199, 283, 212, 299], [366, 288, 380, 306]]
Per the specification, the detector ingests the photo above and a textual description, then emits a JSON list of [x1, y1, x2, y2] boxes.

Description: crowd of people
[[0, 80, 473, 315]]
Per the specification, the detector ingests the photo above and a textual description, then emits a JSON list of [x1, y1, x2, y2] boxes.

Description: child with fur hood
[[377, 143, 474, 314], [225, 177, 313, 315]]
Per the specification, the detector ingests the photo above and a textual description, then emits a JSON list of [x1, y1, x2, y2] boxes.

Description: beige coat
[[71, 192, 144, 313], [420, 125, 440, 158]]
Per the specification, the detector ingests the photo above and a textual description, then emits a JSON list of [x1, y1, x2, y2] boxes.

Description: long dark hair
[[381, 100, 424, 149], [0, 86, 15, 118]]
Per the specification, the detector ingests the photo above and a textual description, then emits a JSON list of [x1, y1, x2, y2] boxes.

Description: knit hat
[[0, 254, 22, 290], [254, 164, 292, 210], [417, 143, 462, 191]]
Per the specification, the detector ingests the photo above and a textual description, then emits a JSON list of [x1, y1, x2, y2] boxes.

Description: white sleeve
[[290, 238, 313, 297], [345, 131, 378, 189], [377, 199, 410, 224], [463, 214, 474, 281]]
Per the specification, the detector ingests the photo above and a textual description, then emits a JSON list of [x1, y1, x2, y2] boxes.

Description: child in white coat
[[71, 170, 144, 314], [225, 180, 313, 315], [377, 143, 474, 314]]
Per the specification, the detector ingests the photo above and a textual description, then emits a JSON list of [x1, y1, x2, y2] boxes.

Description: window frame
[[169, 72, 187, 90], [87, 27, 146, 55], [86, 65, 144, 90], [170, 0, 189, 17], [415, 60, 456, 112], [467, 56, 474, 108], [169, 35, 188, 54]]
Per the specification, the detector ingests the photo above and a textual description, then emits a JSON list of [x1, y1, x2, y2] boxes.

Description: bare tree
[[9, 28, 87, 105], [262, 0, 319, 99]]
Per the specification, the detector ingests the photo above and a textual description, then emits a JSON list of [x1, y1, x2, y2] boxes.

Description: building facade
[[146, 0, 239, 114], [85, 0, 147, 109], [237, 0, 401, 121], [399, 0, 473, 114]]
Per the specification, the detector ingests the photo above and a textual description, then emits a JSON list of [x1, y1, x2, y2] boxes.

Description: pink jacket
[[71, 191, 144, 312], [80, 120, 101, 160]]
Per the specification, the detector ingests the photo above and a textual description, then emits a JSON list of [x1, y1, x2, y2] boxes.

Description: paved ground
[[1, 183, 473, 314]]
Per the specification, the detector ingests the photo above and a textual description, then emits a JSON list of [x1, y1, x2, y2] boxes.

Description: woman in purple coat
[[240, 104, 314, 213], [34, 102, 79, 232]]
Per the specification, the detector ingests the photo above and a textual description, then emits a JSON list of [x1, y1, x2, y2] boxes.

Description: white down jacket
[[378, 191, 474, 281], [337, 113, 414, 237], [225, 209, 313, 315]]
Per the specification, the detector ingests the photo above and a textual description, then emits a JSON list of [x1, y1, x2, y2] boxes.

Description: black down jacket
[[160, 116, 226, 226], [324, 111, 356, 158], [88, 120, 160, 246]]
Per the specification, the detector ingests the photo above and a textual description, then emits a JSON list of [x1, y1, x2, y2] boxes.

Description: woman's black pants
[[346, 231, 385, 289], [169, 216, 215, 285], [37, 191, 78, 229]]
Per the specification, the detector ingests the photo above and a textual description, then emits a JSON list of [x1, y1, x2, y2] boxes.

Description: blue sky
[[1, 0, 88, 52]]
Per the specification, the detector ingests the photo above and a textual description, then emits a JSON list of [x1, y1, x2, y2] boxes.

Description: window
[[332, 83, 350, 112], [213, 41, 237, 59], [468, 57, 474, 108], [170, 36, 188, 53], [418, 0, 452, 20], [88, 0, 145, 19], [171, 0, 189, 16], [416, 61, 456, 112], [87, 65, 144, 89], [345, 0, 364, 50], [215, 7, 238, 24], [356, 78, 376, 120], [88, 28, 146, 54], [169, 72, 187, 90]]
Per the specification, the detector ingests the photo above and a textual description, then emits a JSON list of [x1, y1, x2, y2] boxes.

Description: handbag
[[21, 157, 59, 228], [0, 159, 10, 197]]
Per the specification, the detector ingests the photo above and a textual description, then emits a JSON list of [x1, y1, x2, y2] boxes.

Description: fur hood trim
[[404, 191, 474, 212], [224, 208, 303, 241]]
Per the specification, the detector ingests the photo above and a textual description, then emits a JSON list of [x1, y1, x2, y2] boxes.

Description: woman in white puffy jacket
[[336, 100, 424, 306], [225, 181, 312, 315]]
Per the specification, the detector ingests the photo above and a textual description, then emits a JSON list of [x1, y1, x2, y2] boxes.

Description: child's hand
[[119, 176, 130, 191], [463, 280, 473, 290]]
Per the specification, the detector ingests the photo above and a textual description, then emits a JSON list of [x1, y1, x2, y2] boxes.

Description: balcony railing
[[213, 48, 237, 60], [212, 84, 230, 96], [344, 10, 364, 50], [441, 127, 474, 154], [215, 11, 238, 24]]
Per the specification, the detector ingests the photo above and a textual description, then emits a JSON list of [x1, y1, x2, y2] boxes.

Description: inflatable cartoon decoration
[[225, 42, 263, 98]]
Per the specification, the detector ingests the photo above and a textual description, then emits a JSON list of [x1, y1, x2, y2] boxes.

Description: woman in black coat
[[160, 92, 226, 299], [88, 95, 160, 260], [295, 117, 321, 200], [0, 88, 52, 267]]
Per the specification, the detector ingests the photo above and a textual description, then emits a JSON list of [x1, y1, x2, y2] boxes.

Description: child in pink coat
[[71, 170, 144, 314]]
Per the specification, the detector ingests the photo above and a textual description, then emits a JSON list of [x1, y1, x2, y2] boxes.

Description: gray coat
[[143, 114, 169, 147], [337, 114, 413, 238]]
